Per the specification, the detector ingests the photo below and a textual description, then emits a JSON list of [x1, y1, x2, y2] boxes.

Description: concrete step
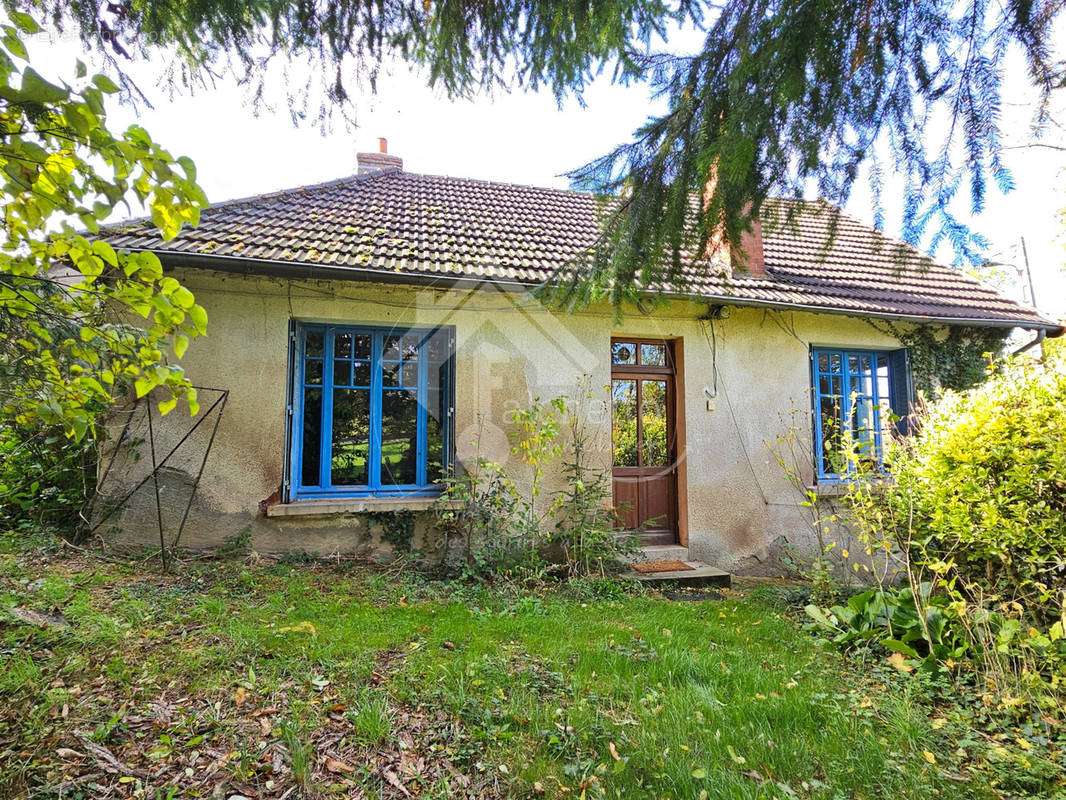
[[624, 560, 732, 588], [634, 544, 690, 562]]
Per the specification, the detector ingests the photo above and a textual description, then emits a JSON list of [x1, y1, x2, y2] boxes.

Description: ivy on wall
[[366, 510, 416, 553], [874, 323, 1011, 397]]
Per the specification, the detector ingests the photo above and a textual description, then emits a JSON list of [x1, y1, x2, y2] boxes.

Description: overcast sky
[[34, 22, 1066, 320]]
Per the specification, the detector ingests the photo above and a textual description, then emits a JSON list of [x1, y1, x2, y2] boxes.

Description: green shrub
[[843, 342, 1066, 702], [881, 346, 1064, 626], [804, 583, 970, 671], [437, 384, 637, 580], [0, 422, 97, 537]]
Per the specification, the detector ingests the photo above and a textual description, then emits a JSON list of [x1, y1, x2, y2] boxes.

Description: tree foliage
[[565, 0, 1062, 303], [34, 0, 686, 106], [0, 11, 208, 440], [26, 0, 1065, 301]]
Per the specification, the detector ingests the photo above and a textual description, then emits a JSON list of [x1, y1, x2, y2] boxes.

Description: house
[[96, 142, 1063, 573]]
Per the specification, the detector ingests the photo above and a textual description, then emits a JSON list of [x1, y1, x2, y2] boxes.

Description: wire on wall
[[697, 309, 771, 507]]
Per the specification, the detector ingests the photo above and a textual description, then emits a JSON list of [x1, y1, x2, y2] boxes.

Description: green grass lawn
[[0, 548, 1061, 799]]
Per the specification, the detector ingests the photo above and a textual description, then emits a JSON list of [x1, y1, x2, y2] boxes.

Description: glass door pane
[[612, 379, 638, 467], [641, 379, 669, 466]]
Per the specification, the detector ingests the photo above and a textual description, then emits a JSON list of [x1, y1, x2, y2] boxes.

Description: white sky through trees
[[33, 24, 1066, 319]]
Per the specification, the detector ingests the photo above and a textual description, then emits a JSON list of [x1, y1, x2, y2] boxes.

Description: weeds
[[1, 552, 1063, 798]]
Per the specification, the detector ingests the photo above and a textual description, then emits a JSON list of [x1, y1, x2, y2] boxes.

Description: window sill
[[808, 480, 891, 499], [265, 496, 456, 518]]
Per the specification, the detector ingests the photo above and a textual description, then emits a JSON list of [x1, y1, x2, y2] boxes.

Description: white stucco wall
[[101, 269, 904, 573]]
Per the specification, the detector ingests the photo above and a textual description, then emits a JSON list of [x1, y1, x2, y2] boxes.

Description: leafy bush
[[0, 422, 97, 536], [841, 342, 1066, 703], [549, 378, 639, 578], [438, 385, 637, 580], [805, 583, 969, 671]]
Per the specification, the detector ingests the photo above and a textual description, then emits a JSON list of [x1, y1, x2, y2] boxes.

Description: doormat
[[632, 560, 694, 574]]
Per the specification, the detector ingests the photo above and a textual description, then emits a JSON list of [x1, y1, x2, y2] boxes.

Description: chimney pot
[[378, 137, 388, 154]]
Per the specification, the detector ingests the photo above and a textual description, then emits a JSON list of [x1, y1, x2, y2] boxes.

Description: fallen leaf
[[9, 607, 69, 629], [692, 767, 708, 779], [56, 747, 84, 760], [887, 652, 914, 673], [608, 741, 621, 761], [325, 757, 355, 774], [234, 687, 247, 706], [922, 750, 937, 765], [383, 768, 411, 796]]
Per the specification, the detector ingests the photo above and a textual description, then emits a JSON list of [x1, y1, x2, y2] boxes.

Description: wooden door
[[611, 339, 678, 545]]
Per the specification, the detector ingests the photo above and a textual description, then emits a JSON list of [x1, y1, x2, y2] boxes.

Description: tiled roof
[[101, 169, 1061, 332]]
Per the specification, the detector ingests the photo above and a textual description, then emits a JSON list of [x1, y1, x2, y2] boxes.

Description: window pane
[[331, 389, 370, 486], [353, 361, 371, 387], [848, 354, 860, 374], [852, 397, 878, 461], [383, 335, 401, 361], [640, 343, 666, 366], [353, 334, 371, 359], [301, 388, 322, 486], [333, 359, 351, 387], [428, 330, 449, 362], [641, 379, 669, 466], [305, 359, 322, 385], [401, 362, 419, 387], [382, 360, 400, 388], [401, 334, 420, 359], [381, 389, 418, 485], [817, 352, 829, 372], [877, 355, 890, 401], [306, 331, 324, 357], [612, 342, 636, 365], [612, 379, 638, 467], [426, 389, 444, 484], [829, 353, 842, 372], [335, 332, 352, 359], [820, 396, 844, 475], [428, 359, 444, 390]]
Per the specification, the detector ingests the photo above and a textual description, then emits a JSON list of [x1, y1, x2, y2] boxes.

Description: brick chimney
[[702, 166, 767, 278], [357, 137, 402, 174], [731, 217, 767, 278]]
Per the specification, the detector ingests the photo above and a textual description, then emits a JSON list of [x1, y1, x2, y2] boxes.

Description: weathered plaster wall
[[101, 270, 902, 572]]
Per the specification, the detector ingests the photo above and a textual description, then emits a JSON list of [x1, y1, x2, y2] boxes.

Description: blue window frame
[[811, 347, 911, 480], [288, 323, 454, 499]]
